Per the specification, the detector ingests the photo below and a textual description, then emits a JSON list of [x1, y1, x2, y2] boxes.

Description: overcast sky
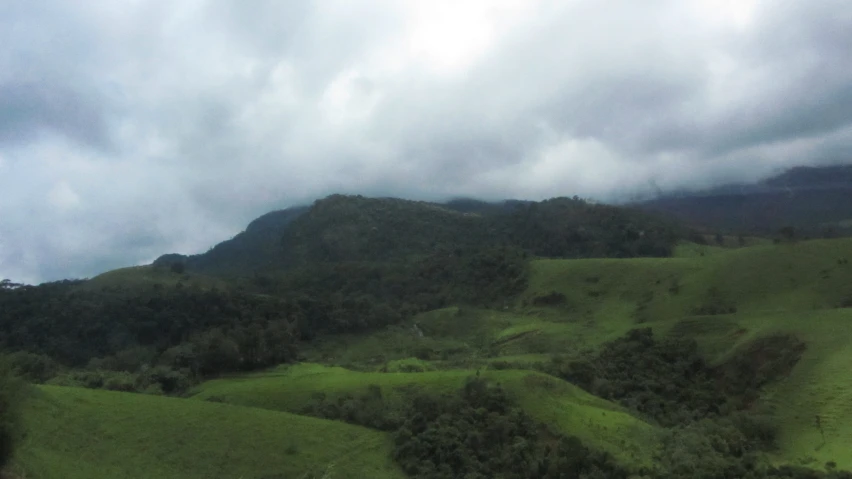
[[2, 0, 852, 283]]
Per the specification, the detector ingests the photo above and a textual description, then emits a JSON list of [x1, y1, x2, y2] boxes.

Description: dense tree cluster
[[0, 358, 25, 469], [246, 245, 530, 336], [393, 377, 629, 479], [0, 282, 300, 391], [549, 328, 807, 428], [300, 385, 402, 431], [498, 197, 679, 259], [549, 328, 727, 426]]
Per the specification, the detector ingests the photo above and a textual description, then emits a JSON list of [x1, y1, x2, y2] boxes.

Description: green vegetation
[[13, 385, 404, 479], [189, 363, 659, 467], [392, 376, 628, 479], [170, 195, 681, 275], [0, 282, 300, 394], [4, 195, 852, 477], [546, 328, 729, 426], [0, 358, 26, 470]]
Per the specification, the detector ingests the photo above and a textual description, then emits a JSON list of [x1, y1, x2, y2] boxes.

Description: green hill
[[154, 194, 683, 277], [188, 363, 660, 468], [521, 239, 852, 469], [280, 239, 852, 470], [12, 385, 404, 479]]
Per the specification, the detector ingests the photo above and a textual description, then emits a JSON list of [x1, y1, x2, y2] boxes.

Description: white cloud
[[1, 0, 852, 282], [47, 181, 82, 212]]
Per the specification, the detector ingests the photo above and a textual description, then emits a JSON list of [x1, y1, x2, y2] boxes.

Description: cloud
[[2, 0, 852, 282]]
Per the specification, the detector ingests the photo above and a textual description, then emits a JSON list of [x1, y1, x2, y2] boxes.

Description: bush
[[7, 351, 62, 383], [103, 371, 137, 392], [302, 385, 401, 431]]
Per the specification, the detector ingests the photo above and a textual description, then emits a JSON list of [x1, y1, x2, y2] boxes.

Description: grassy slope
[[525, 239, 852, 469], [189, 363, 659, 467], [14, 385, 404, 479], [718, 309, 852, 469], [525, 238, 852, 338], [297, 239, 852, 469]]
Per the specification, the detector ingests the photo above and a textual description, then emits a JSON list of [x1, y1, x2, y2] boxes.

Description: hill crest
[[154, 194, 682, 277]]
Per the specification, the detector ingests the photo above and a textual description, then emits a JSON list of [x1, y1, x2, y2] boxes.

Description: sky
[[2, 0, 852, 283]]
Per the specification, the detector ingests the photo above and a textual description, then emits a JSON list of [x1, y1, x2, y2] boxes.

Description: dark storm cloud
[[0, 1, 113, 150], [2, 0, 852, 283], [0, 82, 110, 148]]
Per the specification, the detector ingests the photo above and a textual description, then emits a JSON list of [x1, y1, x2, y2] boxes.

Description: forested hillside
[[0, 194, 680, 394], [157, 194, 682, 276]]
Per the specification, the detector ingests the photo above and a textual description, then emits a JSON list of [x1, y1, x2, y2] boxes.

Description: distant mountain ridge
[[636, 164, 852, 235], [154, 194, 682, 277]]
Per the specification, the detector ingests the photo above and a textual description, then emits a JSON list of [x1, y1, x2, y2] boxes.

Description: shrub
[[7, 351, 62, 383], [103, 371, 137, 392]]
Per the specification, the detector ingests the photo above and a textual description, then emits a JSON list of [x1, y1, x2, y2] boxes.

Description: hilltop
[[154, 194, 682, 276]]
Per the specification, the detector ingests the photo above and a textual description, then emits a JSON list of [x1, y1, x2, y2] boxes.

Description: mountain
[[636, 164, 852, 236], [153, 206, 309, 275], [155, 194, 683, 277]]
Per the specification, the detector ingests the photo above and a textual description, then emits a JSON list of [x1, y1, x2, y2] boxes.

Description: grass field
[[189, 363, 660, 467], [12, 385, 405, 479]]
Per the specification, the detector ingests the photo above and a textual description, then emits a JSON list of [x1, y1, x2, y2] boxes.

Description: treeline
[[0, 281, 300, 393]]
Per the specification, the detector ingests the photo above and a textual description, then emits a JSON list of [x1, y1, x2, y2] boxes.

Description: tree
[[0, 357, 25, 468], [0, 279, 22, 291], [779, 226, 797, 243]]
